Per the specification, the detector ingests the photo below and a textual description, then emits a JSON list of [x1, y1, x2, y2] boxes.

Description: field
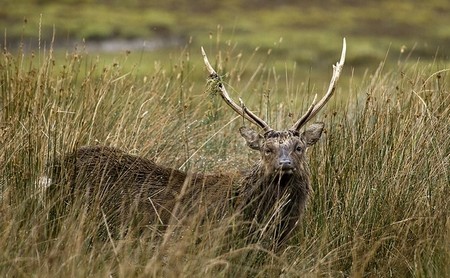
[[2, 0, 450, 84], [1, 13, 450, 278]]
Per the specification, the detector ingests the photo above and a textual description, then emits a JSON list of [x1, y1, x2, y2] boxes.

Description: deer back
[[49, 146, 238, 236]]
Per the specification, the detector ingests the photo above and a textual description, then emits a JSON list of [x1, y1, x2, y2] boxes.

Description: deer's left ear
[[239, 126, 263, 150], [302, 122, 325, 147]]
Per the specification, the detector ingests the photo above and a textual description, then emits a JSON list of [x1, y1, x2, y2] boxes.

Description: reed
[[0, 37, 448, 277]]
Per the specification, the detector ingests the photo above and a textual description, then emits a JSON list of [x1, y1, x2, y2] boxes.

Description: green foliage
[[0, 32, 449, 277], [1, 0, 449, 79]]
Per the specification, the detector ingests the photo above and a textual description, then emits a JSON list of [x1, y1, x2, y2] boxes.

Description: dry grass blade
[[0, 35, 449, 278]]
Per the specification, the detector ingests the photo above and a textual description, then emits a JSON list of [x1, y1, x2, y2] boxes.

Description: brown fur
[[49, 146, 237, 237], [49, 123, 324, 248]]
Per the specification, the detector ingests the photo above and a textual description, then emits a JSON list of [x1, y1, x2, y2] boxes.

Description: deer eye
[[264, 148, 272, 156]]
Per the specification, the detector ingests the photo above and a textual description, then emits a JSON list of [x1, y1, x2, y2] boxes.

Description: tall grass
[[0, 37, 449, 277]]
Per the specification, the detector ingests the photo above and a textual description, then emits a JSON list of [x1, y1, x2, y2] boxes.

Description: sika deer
[[48, 39, 346, 248]]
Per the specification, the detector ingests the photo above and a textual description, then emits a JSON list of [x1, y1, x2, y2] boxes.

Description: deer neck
[[240, 162, 310, 202]]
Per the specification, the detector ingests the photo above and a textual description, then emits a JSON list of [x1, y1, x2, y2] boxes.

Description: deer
[[48, 39, 346, 249]]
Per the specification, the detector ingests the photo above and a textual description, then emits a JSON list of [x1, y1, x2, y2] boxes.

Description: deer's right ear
[[239, 126, 263, 150]]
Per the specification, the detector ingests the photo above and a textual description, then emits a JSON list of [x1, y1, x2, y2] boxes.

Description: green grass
[[2, 0, 449, 85], [0, 32, 449, 277]]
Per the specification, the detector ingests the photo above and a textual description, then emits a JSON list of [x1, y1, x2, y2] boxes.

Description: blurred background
[[1, 0, 449, 82]]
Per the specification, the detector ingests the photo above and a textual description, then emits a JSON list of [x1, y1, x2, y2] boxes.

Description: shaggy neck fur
[[238, 160, 311, 246]]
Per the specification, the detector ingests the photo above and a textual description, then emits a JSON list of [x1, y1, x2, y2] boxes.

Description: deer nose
[[278, 158, 294, 171]]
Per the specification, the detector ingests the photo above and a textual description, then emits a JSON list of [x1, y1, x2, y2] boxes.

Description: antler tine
[[291, 38, 346, 131], [201, 47, 272, 132]]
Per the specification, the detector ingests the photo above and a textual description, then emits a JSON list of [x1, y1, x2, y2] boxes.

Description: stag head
[[239, 124, 324, 176], [201, 39, 346, 176]]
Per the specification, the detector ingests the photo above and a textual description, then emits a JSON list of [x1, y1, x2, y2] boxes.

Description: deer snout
[[278, 153, 295, 172], [279, 159, 294, 170]]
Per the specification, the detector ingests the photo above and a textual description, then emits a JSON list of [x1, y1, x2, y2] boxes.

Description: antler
[[201, 47, 272, 132], [291, 38, 347, 132]]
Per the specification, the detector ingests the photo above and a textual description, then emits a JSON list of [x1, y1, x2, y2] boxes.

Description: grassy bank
[[2, 0, 450, 84], [0, 35, 449, 276]]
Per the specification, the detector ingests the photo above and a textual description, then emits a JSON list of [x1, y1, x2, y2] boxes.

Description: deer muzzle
[[278, 153, 295, 173]]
